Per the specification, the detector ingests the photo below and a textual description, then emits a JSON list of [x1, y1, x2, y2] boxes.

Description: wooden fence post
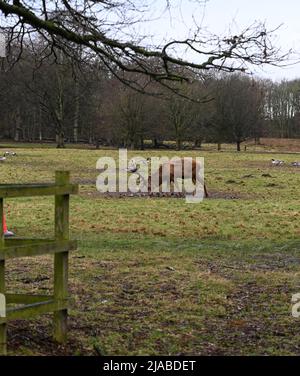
[[53, 171, 70, 343], [0, 198, 7, 355]]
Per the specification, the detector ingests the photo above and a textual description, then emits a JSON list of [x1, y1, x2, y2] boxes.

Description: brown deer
[[148, 158, 208, 198]]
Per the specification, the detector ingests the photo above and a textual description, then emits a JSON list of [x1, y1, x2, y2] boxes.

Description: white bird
[[271, 159, 284, 166], [126, 158, 150, 173], [4, 151, 17, 156], [126, 161, 138, 173], [0, 157, 6, 163], [291, 162, 300, 167]]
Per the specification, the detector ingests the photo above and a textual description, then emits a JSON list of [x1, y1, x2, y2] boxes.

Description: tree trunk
[[14, 108, 21, 142], [38, 106, 43, 141], [194, 139, 202, 148], [176, 138, 182, 151], [152, 138, 158, 148], [237, 141, 241, 152], [88, 125, 94, 144], [14, 128, 20, 142], [73, 80, 80, 143], [217, 143, 222, 151], [55, 52, 65, 148], [56, 131, 65, 148], [140, 137, 144, 150]]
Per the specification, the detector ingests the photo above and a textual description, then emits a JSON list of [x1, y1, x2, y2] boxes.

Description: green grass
[[1, 145, 300, 355]]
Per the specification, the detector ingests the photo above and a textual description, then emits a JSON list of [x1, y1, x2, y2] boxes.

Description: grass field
[[1, 144, 300, 355]]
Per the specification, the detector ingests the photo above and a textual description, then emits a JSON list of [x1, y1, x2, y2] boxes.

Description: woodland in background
[[1, 45, 299, 151]]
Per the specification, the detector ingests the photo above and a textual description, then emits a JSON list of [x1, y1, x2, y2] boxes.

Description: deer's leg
[[192, 177, 209, 198], [204, 183, 209, 198], [191, 177, 196, 196], [173, 178, 182, 193], [166, 176, 173, 193]]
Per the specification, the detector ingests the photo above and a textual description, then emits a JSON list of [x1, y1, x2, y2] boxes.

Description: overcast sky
[[148, 0, 300, 81]]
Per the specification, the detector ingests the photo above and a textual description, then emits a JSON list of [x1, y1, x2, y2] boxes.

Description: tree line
[[0, 45, 299, 151]]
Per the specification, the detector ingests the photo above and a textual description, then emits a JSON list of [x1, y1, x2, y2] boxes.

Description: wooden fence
[[0, 171, 78, 355]]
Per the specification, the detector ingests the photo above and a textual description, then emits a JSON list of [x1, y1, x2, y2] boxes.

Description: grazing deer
[[148, 158, 208, 198]]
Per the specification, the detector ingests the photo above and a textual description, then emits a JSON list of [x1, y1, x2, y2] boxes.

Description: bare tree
[[114, 85, 146, 149], [166, 83, 201, 150], [264, 79, 300, 138], [213, 74, 265, 151], [0, 0, 288, 98]]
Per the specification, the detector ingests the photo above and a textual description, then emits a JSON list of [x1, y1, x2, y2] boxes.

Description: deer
[[147, 158, 208, 198]]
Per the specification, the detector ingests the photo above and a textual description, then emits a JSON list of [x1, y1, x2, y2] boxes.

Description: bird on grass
[[291, 162, 300, 167], [4, 151, 17, 157], [271, 159, 284, 166], [126, 158, 150, 173]]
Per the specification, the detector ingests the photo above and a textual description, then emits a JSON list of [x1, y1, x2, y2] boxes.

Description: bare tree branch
[[0, 0, 290, 95]]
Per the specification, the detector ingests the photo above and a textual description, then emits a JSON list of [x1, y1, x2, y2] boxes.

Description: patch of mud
[[74, 179, 96, 186], [80, 190, 247, 200]]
